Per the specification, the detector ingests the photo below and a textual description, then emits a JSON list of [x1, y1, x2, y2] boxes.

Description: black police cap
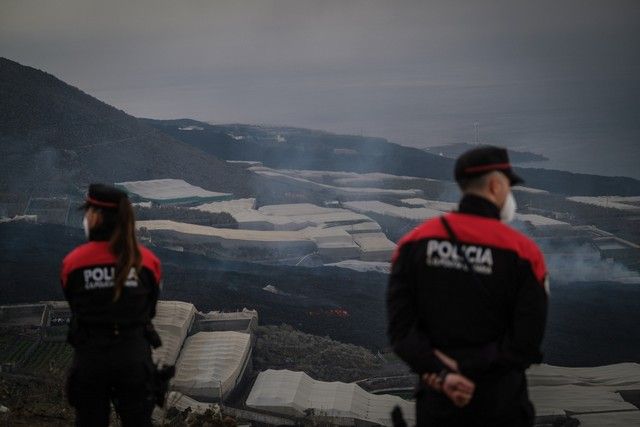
[[83, 183, 128, 210], [454, 145, 524, 186]]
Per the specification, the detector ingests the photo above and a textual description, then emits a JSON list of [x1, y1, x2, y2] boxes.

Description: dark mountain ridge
[[425, 142, 549, 163], [0, 57, 254, 197], [144, 118, 640, 196], [1, 55, 637, 200]]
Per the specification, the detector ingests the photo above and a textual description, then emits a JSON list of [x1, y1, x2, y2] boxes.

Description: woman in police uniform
[[61, 184, 162, 427]]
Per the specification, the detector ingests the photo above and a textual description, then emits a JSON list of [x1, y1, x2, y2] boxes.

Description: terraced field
[[0, 333, 39, 367], [22, 341, 73, 376], [0, 331, 72, 376]]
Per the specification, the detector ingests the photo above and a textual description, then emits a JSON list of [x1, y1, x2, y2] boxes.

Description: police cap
[[82, 183, 128, 210], [454, 145, 524, 186]]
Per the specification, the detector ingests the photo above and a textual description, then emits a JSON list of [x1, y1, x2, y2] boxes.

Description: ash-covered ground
[[2, 222, 639, 367]]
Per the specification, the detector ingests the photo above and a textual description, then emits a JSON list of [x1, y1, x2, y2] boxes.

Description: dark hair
[[105, 198, 141, 302], [457, 173, 491, 192]]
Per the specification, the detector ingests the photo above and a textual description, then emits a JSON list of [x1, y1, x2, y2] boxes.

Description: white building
[[401, 198, 457, 212], [137, 218, 396, 263], [351, 233, 397, 262], [514, 213, 571, 230], [197, 308, 259, 333], [249, 166, 423, 199], [173, 331, 252, 402], [528, 363, 640, 426], [567, 196, 640, 212], [344, 200, 442, 222], [137, 220, 316, 254], [117, 179, 232, 205], [246, 369, 415, 426], [151, 301, 197, 366], [195, 200, 378, 232]]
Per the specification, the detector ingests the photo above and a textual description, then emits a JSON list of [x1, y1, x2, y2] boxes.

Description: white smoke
[[541, 243, 640, 285]]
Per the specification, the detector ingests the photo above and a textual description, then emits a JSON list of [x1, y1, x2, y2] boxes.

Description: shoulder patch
[[61, 242, 116, 287]]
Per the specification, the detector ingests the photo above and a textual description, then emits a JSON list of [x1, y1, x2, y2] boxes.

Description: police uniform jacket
[[387, 194, 548, 379], [60, 232, 162, 345]]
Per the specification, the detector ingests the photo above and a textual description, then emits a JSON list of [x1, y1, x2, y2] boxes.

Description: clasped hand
[[421, 349, 475, 408]]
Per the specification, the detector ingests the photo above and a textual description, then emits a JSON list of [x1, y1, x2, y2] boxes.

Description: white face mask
[[82, 216, 90, 239], [500, 192, 517, 223]]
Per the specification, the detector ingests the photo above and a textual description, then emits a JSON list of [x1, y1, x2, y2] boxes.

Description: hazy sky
[[2, 0, 639, 177]]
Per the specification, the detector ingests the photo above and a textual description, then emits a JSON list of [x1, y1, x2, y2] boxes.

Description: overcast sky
[[2, 0, 639, 177]]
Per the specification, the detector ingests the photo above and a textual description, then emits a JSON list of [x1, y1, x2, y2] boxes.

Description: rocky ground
[[0, 372, 73, 426], [0, 323, 383, 425], [253, 324, 384, 383], [0, 372, 239, 427]]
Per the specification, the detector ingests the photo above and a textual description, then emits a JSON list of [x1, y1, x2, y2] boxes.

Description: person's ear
[[488, 174, 500, 198], [498, 174, 511, 205], [488, 173, 509, 206], [87, 208, 102, 228]]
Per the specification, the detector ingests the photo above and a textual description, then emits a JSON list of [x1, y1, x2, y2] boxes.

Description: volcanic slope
[[0, 57, 254, 197], [3, 222, 640, 365], [145, 118, 640, 196]]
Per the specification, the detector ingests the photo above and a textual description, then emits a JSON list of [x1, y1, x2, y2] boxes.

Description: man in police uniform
[[387, 146, 548, 427]]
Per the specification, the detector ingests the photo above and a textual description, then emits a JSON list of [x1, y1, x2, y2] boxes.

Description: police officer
[[61, 184, 162, 427], [387, 146, 548, 427]]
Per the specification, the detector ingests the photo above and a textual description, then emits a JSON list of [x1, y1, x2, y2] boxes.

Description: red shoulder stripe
[[61, 242, 162, 287], [464, 162, 511, 174], [393, 213, 547, 285], [140, 245, 162, 284]]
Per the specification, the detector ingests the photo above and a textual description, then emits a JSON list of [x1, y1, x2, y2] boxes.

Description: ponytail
[[109, 197, 142, 302]]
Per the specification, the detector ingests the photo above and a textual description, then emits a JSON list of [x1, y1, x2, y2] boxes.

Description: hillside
[[144, 118, 455, 178], [3, 222, 640, 366], [425, 142, 549, 163], [0, 58, 254, 198], [145, 118, 640, 196]]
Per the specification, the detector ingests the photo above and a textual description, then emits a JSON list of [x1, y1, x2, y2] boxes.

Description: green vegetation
[[0, 330, 73, 426], [21, 341, 73, 377], [254, 324, 383, 383], [0, 333, 39, 366], [161, 406, 237, 427], [0, 329, 72, 376]]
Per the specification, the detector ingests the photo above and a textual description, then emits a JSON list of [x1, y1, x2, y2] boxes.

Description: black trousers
[[66, 333, 155, 427], [415, 369, 534, 427]]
